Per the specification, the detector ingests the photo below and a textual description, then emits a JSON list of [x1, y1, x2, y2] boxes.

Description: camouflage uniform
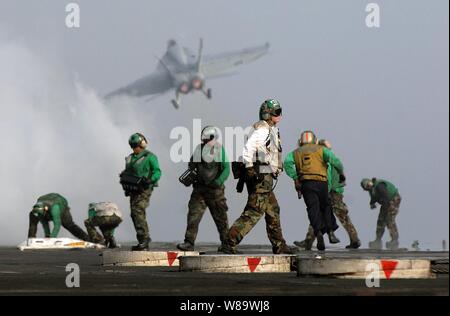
[[121, 146, 161, 248], [184, 184, 229, 245], [84, 203, 122, 244], [364, 178, 401, 246], [376, 194, 401, 241], [130, 189, 153, 244], [182, 142, 230, 247], [228, 174, 288, 253], [304, 191, 359, 243], [226, 105, 291, 254], [85, 216, 122, 242]]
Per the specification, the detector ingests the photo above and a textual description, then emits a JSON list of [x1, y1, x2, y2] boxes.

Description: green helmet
[[259, 99, 282, 121], [128, 133, 147, 149], [32, 202, 48, 216], [361, 178, 373, 190]]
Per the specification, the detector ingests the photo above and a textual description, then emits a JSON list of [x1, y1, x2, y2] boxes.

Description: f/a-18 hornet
[[106, 39, 270, 109]]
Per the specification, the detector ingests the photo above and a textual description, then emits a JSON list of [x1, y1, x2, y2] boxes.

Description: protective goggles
[[272, 108, 282, 117]]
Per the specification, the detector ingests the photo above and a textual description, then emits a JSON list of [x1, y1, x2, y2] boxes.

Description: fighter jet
[[105, 39, 270, 109]]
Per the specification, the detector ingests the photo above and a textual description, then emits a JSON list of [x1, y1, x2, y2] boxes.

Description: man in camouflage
[[28, 193, 90, 241], [84, 202, 123, 249], [221, 99, 297, 255], [177, 126, 230, 252], [361, 178, 401, 250], [292, 139, 361, 250], [120, 133, 161, 251]]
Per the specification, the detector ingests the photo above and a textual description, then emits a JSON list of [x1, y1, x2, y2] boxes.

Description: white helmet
[[201, 126, 219, 142]]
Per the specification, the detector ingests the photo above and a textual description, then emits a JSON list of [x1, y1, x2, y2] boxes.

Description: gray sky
[[0, 0, 448, 249]]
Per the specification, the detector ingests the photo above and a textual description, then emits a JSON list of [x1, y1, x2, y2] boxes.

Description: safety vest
[[253, 120, 283, 174], [90, 202, 123, 219], [372, 179, 399, 202], [193, 144, 223, 186], [293, 144, 328, 182], [124, 149, 153, 179]]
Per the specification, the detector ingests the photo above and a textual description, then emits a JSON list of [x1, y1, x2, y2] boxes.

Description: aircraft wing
[[105, 69, 173, 99], [201, 43, 270, 79]]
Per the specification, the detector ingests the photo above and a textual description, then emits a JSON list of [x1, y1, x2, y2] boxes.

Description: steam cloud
[[0, 38, 171, 245]]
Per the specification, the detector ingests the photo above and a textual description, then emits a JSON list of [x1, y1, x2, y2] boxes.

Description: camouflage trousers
[[228, 176, 287, 253], [184, 185, 229, 245], [84, 215, 122, 243], [28, 207, 90, 241], [376, 194, 401, 241], [305, 191, 360, 243], [130, 189, 153, 243]]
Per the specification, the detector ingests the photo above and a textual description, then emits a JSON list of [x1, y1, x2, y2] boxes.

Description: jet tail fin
[[196, 38, 204, 72]]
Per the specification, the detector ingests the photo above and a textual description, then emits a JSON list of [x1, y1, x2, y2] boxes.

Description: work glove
[[142, 178, 154, 190], [294, 179, 302, 199], [246, 167, 257, 180], [370, 204, 377, 210], [339, 174, 346, 183], [294, 179, 302, 192]]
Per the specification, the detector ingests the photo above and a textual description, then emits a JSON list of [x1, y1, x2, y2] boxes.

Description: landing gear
[[172, 92, 181, 109], [202, 88, 212, 99], [171, 100, 180, 109]]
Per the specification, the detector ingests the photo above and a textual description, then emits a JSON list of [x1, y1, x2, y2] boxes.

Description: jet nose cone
[[168, 39, 177, 47]]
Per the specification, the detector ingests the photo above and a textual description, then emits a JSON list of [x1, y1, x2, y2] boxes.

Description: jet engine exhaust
[[178, 82, 190, 94]]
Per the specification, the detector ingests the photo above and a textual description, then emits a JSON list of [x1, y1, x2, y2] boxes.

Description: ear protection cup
[[259, 99, 281, 121], [201, 126, 218, 142], [137, 133, 148, 148]]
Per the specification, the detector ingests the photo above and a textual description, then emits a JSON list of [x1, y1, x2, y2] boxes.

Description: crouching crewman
[[84, 202, 123, 249], [28, 193, 89, 241]]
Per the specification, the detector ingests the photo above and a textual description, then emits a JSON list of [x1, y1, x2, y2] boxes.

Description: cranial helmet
[[361, 178, 373, 190], [259, 99, 282, 121], [201, 126, 219, 142], [32, 202, 48, 216], [129, 133, 148, 149], [299, 130, 317, 146]]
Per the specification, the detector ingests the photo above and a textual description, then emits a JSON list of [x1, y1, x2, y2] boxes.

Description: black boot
[[293, 240, 307, 248], [345, 240, 361, 249], [107, 237, 118, 249], [218, 242, 241, 254], [91, 236, 105, 245], [294, 239, 314, 251], [177, 241, 195, 251], [386, 239, 399, 250], [328, 231, 340, 244], [131, 238, 151, 251], [274, 244, 300, 255], [316, 232, 325, 251], [369, 239, 383, 250]]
